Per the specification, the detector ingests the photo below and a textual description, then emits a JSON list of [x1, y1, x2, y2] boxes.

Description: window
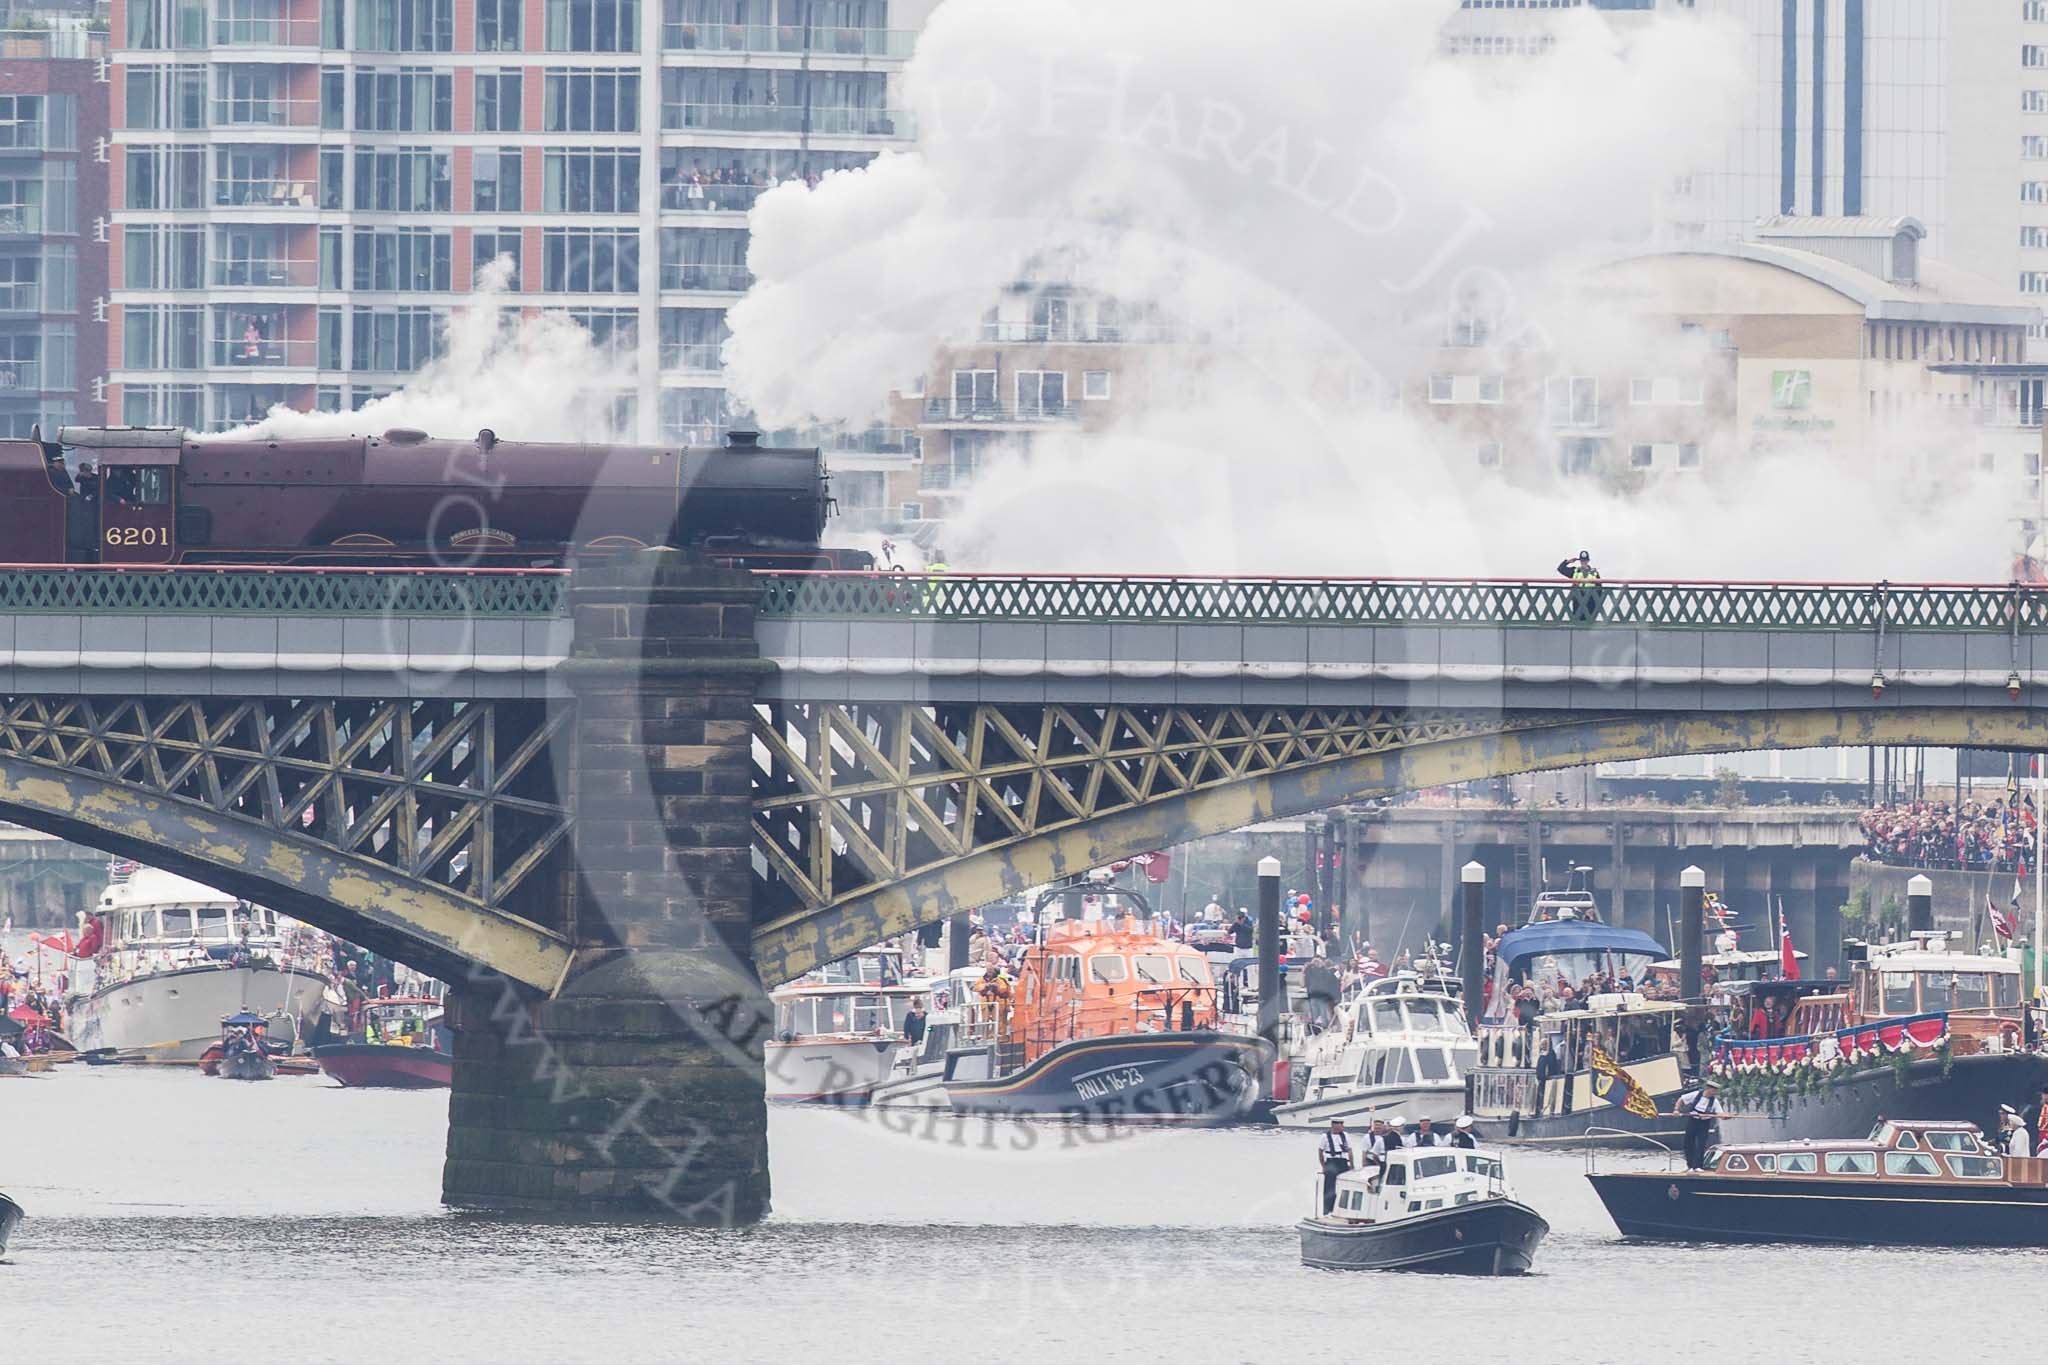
[[1753, 1153, 1775, 1171], [351, 147, 452, 212], [350, 305, 442, 371], [1628, 443, 1654, 470], [1477, 373, 1503, 403], [159, 908, 195, 936], [125, 145, 205, 211], [123, 225, 205, 290], [2028, 45, 2048, 69], [1920, 972, 1953, 1011], [1546, 376, 1598, 426], [1016, 370, 1066, 418], [1629, 377, 1652, 404], [1428, 372, 1454, 403], [1677, 443, 1701, 470], [357, 0, 453, 51], [1925, 1130, 1979, 1153], [2030, 136, 2048, 162], [1947, 1154, 2004, 1179], [473, 230, 522, 288], [1823, 1151, 1876, 1175], [1175, 955, 1210, 985], [1130, 954, 1171, 985], [1883, 1151, 1941, 1177], [2025, 272, 2048, 295], [544, 68, 640, 131], [2028, 91, 2048, 114], [1416, 1049, 1450, 1081], [540, 227, 640, 292], [543, 148, 640, 213], [1893, 1129, 1920, 1150], [122, 303, 204, 369], [951, 369, 996, 417], [472, 149, 524, 213], [1082, 369, 1110, 400], [477, 0, 521, 50], [2024, 182, 2048, 204], [1880, 971, 1916, 1015], [1475, 442, 1501, 469], [1088, 955, 1128, 984], [1721, 1154, 1749, 1171], [351, 227, 451, 291], [546, 0, 639, 50], [355, 67, 452, 132], [1776, 1152, 1816, 1174], [475, 69, 523, 131]]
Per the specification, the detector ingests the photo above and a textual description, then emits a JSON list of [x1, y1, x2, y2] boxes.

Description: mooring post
[[1679, 864, 1705, 1001], [1256, 854, 1282, 1099], [1460, 861, 1486, 1013], [1906, 873, 1934, 936]]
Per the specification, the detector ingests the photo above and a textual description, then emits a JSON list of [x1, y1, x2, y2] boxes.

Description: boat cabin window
[[1996, 975, 2022, 1008], [1776, 1152, 1817, 1174], [1385, 1050, 1416, 1084], [1950, 973, 1991, 1011], [1892, 1130, 1920, 1149], [1824, 1151, 1876, 1175], [1920, 973, 1954, 1011], [1047, 954, 1082, 985], [1406, 998, 1447, 1030], [1463, 1154, 1501, 1180], [1883, 1151, 1941, 1177], [1721, 1154, 1749, 1172], [1947, 1154, 2004, 1179], [1924, 1130, 1978, 1153], [1416, 1048, 1451, 1082], [1131, 954, 1172, 985], [1880, 972, 1916, 1015], [1450, 1043, 1478, 1074], [1753, 1154, 1775, 1172], [1175, 955, 1210, 985], [1382, 1164, 1406, 1187], [1412, 1154, 1458, 1180], [850, 995, 899, 1032], [196, 907, 231, 941], [159, 907, 194, 938], [1370, 1000, 1404, 1035], [1089, 956, 1128, 985]]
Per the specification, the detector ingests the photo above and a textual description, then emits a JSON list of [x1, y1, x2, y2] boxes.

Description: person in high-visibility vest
[[922, 554, 951, 612], [1557, 550, 1602, 622]]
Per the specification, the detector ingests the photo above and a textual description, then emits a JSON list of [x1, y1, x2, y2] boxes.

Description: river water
[[5, 1069, 2040, 1362]]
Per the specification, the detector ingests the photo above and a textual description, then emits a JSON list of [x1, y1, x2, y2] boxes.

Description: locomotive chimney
[[724, 429, 759, 450]]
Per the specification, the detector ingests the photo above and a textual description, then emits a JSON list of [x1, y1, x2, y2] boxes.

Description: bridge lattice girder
[[748, 701, 2048, 985], [0, 693, 574, 990]]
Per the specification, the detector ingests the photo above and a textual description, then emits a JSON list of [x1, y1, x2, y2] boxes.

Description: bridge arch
[[752, 705, 2048, 984], [0, 752, 571, 993]]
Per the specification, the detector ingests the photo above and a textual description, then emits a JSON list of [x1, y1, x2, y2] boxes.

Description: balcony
[[659, 340, 723, 371], [662, 179, 768, 213], [0, 282, 38, 314], [659, 263, 752, 292], [661, 23, 916, 58], [819, 425, 920, 456], [209, 336, 316, 369], [0, 360, 39, 391], [0, 29, 106, 59], [211, 96, 322, 130], [211, 257, 319, 288], [0, 206, 40, 236], [922, 399, 1077, 425], [212, 16, 326, 46], [213, 178, 317, 208], [662, 102, 913, 138], [978, 320, 1181, 345]]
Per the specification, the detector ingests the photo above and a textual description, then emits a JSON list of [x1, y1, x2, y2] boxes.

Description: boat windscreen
[[1370, 1000, 1404, 1034], [1411, 1154, 1459, 1180], [1131, 954, 1172, 985], [1175, 955, 1211, 985]]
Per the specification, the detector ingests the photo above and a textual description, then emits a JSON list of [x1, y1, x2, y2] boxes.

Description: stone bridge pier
[[442, 553, 772, 1223]]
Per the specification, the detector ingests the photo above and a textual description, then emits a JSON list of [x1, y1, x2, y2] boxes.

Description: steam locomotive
[[0, 425, 869, 569]]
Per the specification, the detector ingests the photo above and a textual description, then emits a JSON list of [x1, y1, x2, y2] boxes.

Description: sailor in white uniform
[[1317, 1119, 1354, 1214], [1673, 1079, 1724, 1170]]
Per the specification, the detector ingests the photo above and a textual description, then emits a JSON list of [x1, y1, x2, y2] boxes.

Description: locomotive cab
[[60, 427, 182, 564]]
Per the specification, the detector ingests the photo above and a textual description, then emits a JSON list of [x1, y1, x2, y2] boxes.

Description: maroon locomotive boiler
[[0, 425, 856, 568]]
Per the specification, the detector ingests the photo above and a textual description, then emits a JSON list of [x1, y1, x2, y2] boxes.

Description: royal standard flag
[[1588, 1043, 1660, 1119]]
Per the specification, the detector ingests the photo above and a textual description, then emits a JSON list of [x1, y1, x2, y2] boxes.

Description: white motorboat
[[1273, 973, 1478, 1129], [1300, 1145, 1548, 1275], [868, 966, 995, 1108], [61, 866, 330, 1062], [764, 946, 929, 1104]]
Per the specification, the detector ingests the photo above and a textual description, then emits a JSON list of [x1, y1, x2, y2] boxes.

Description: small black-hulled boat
[[1299, 1146, 1549, 1274], [0, 1192, 21, 1255], [1589, 1119, 2048, 1246]]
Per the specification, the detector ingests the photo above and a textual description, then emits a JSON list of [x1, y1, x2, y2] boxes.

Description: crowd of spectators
[[1860, 795, 2038, 872]]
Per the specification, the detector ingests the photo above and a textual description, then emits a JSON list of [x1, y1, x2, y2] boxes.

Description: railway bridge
[[3, 559, 2046, 1222]]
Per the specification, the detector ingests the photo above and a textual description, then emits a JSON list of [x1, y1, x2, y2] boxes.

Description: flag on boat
[[1587, 1044, 1660, 1119], [1778, 902, 1800, 981], [1992, 878, 2020, 943]]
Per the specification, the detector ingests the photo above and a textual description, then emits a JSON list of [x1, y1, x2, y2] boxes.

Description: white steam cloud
[[724, 0, 2019, 581], [228, 259, 633, 444]]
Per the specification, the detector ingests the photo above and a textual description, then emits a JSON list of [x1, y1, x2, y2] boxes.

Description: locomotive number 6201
[[105, 526, 168, 546]]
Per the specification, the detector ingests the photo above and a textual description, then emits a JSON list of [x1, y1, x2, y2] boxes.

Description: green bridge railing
[[752, 573, 2048, 632], [0, 567, 568, 616]]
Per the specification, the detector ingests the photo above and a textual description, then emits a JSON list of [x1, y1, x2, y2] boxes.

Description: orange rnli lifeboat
[[943, 887, 1273, 1123]]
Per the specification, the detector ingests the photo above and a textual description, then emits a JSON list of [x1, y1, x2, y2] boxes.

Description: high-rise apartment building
[[105, 0, 932, 436], [0, 21, 110, 437]]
